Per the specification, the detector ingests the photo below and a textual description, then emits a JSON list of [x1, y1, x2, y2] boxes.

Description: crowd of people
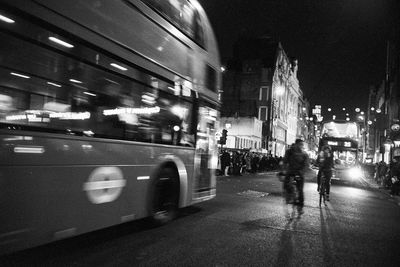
[[373, 157, 400, 196], [218, 150, 282, 176]]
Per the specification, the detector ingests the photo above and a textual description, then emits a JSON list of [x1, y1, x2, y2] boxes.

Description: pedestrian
[[246, 153, 252, 173], [390, 156, 400, 196], [240, 152, 247, 174], [377, 161, 388, 186], [251, 153, 260, 173], [221, 150, 231, 176], [232, 151, 242, 176]]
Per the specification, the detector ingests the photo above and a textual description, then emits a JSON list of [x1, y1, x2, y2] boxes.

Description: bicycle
[[278, 171, 296, 204], [280, 172, 303, 218], [286, 174, 299, 204]]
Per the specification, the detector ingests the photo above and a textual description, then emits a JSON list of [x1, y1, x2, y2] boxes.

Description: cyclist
[[282, 139, 309, 214], [317, 145, 334, 201]]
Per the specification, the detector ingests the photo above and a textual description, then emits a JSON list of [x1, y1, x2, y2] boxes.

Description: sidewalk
[[361, 175, 400, 206]]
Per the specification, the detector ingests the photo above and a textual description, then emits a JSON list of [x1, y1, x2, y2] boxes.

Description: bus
[[0, 0, 221, 254], [319, 120, 363, 183]]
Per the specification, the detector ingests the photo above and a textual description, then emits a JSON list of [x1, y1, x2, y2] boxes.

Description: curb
[[362, 178, 400, 206]]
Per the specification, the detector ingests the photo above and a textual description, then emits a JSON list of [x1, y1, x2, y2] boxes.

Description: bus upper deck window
[[205, 64, 217, 92], [192, 10, 205, 47], [141, 0, 205, 48]]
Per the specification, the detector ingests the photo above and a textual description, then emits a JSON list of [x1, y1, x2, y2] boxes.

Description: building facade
[[221, 36, 310, 156], [220, 117, 263, 151], [367, 39, 400, 163]]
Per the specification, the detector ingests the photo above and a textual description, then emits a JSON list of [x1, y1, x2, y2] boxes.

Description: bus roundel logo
[[83, 167, 126, 204], [391, 124, 400, 132]]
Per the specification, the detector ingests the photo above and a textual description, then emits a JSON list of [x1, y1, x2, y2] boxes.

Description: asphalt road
[[2, 172, 400, 266]]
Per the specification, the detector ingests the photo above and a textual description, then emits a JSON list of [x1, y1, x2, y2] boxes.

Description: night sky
[[199, 0, 399, 118]]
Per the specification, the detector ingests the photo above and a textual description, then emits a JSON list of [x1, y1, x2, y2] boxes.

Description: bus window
[[0, 18, 195, 146], [205, 64, 218, 92], [141, 0, 205, 47], [333, 150, 357, 168]]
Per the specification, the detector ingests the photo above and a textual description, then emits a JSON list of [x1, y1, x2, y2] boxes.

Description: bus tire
[[150, 167, 179, 226]]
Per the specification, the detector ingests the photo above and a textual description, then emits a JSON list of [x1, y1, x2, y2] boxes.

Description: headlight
[[348, 167, 362, 179]]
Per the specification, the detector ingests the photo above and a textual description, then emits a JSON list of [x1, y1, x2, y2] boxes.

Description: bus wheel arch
[[148, 161, 183, 225]]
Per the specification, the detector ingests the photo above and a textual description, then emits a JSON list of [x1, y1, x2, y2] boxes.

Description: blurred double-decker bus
[[319, 120, 363, 183], [0, 0, 221, 254]]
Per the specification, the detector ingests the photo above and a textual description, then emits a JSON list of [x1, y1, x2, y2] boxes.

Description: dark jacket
[[284, 146, 308, 173], [317, 151, 334, 171], [221, 152, 231, 166], [390, 160, 400, 178]]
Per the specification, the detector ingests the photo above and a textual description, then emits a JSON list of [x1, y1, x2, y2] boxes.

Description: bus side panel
[[0, 133, 195, 254], [0, 134, 195, 167]]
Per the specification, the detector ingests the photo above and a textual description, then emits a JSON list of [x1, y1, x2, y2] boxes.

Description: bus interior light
[[110, 63, 128, 71], [83, 91, 96, 97], [0, 14, 15, 23], [47, 81, 62, 87], [69, 79, 83, 84], [49, 37, 74, 48], [83, 130, 95, 136], [11, 72, 30, 79]]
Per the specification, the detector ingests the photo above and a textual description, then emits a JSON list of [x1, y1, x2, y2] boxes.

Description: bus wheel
[[151, 168, 179, 225]]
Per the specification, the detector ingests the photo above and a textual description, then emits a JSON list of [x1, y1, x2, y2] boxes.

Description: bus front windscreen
[[333, 150, 357, 169], [321, 121, 359, 139]]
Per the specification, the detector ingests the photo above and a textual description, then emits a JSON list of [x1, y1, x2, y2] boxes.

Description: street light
[[275, 84, 285, 96]]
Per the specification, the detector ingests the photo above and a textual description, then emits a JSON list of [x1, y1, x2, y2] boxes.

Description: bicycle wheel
[[285, 175, 294, 204], [319, 178, 325, 206]]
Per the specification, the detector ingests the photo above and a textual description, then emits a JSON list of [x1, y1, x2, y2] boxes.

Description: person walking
[[390, 156, 400, 196], [232, 151, 242, 176], [377, 161, 388, 187], [221, 150, 231, 176]]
